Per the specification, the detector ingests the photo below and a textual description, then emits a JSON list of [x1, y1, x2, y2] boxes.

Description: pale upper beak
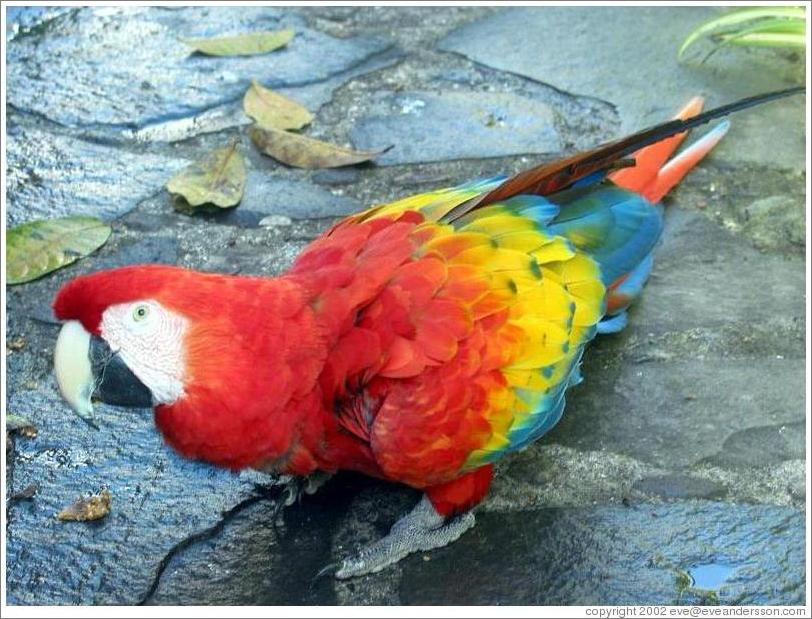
[[54, 320, 154, 418], [54, 320, 95, 417]]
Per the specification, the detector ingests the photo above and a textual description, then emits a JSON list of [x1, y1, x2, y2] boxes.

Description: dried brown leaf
[[182, 30, 294, 57], [6, 414, 38, 438], [58, 490, 112, 522], [243, 80, 313, 131], [250, 126, 391, 169], [7, 336, 27, 351], [166, 141, 246, 209]]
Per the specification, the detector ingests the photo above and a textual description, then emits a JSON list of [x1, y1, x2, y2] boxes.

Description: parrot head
[[52, 265, 207, 417], [51, 264, 321, 470]]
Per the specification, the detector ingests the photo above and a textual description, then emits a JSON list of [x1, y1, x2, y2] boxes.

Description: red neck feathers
[[148, 269, 331, 473]]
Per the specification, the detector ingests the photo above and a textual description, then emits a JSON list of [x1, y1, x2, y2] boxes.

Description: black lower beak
[[89, 336, 154, 408]]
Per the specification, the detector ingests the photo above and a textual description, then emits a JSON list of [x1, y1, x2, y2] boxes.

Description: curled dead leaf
[[250, 126, 392, 169], [7, 336, 26, 351], [181, 30, 294, 57], [243, 80, 313, 131], [167, 141, 246, 209], [58, 490, 112, 522]]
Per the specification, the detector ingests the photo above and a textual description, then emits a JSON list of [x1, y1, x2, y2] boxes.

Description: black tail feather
[[442, 86, 805, 223]]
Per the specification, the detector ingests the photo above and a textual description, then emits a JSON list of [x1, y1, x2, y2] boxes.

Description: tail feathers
[[441, 86, 804, 223], [609, 96, 704, 193], [611, 96, 731, 204], [604, 251, 655, 316], [641, 120, 730, 203], [596, 311, 629, 334]]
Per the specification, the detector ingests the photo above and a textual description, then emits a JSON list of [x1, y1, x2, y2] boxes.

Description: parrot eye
[[132, 305, 150, 322]]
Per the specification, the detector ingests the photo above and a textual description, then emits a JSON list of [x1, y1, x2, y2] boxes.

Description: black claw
[[269, 498, 287, 536], [314, 562, 339, 582], [77, 414, 100, 431]]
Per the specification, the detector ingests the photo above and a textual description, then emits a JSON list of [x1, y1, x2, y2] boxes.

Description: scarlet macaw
[[52, 87, 802, 577]]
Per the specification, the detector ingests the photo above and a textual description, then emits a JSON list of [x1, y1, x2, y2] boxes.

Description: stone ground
[[4, 6, 806, 606]]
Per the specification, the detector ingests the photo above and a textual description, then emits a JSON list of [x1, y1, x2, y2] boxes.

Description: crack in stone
[[6, 7, 76, 43], [6, 102, 77, 134], [438, 49, 620, 115], [6, 104, 187, 165], [137, 486, 283, 605], [115, 188, 181, 224], [9, 44, 400, 141]]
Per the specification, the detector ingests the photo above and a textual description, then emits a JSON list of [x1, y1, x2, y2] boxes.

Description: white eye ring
[[132, 304, 150, 322]]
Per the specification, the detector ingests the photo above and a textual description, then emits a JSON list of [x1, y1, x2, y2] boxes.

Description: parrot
[[52, 86, 803, 578]]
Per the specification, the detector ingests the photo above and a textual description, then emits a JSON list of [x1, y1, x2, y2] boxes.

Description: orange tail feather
[[611, 96, 730, 203], [610, 96, 704, 193], [641, 120, 730, 203]]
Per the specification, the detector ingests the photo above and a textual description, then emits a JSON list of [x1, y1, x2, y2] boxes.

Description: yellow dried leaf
[[243, 80, 313, 131], [250, 126, 391, 169], [182, 30, 294, 57], [58, 490, 112, 522], [6, 414, 37, 438], [166, 141, 246, 209]]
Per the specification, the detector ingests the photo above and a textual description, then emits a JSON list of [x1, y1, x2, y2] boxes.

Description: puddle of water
[[689, 563, 735, 590]]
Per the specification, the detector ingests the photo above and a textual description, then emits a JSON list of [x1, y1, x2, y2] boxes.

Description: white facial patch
[[99, 300, 188, 405]]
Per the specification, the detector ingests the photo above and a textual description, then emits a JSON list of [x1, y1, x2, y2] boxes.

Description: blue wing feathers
[[547, 186, 663, 285], [486, 185, 662, 455]]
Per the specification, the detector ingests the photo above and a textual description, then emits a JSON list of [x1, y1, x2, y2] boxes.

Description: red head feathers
[[53, 265, 335, 471]]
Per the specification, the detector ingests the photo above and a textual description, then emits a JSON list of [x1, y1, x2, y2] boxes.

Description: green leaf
[[720, 17, 806, 36], [6, 217, 111, 285], [181, 29, 294, 57], [719, 31, 807, 48], [679, 7, 806, 59], [701, 18, 806, 61], [243, 80, 314, 131], [166, 141, 246, 209], [250, 126, 392, 169]]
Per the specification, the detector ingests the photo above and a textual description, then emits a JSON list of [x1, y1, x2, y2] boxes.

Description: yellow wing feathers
[[346, 179, 607, 467], [404, 201, 605, 466]]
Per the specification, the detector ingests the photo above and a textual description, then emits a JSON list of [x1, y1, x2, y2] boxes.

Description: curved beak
[[54, 320, 154, 419]]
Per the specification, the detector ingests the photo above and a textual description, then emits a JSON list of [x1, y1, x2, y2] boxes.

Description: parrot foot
[[334, 494, 475, 579], [282, 471, 333, 506]]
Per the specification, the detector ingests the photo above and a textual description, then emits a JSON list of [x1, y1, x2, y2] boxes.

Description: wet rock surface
[[6, 127, 190, 227], [6, 385, 266, 605], [351, 89, 561, 165], [440, 6, 806, 170], [5, 6, 806, 606], [398, 504, 806, 605], [6, 7, 391, 129]]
